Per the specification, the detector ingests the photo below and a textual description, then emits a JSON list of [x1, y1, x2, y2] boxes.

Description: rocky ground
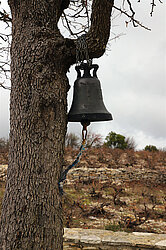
[[62, 147, 166, 234], [0, 148, 166, 234]]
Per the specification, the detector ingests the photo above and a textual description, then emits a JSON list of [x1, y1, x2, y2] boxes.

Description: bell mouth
[[81, 120, 91, 127], [68, 113, 113, 123]]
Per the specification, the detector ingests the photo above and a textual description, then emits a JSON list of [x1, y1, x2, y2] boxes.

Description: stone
[[64, 228, 166, 249], [132, 232, 154, 236], [80, 235, 101, 244], [155, 240, 166, 246]]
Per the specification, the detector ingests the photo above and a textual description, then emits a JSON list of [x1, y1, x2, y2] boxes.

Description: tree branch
[[63, 0, 114, 68], [60, 0, 70, 11], [85, 0, 114, 59], [0, 10, 12, 27], [150, 0, 163, 17], [0, 82, 11, 90], [113, 5, 151, 31]]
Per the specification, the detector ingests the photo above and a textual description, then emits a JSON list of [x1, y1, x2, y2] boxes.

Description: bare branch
[[126, 0, 138, 27], [62, 12, 76, 36], [150, 0, 163, 16], [113, 5, 151, 31], [0, 9, 12, 27], [60, 0, 91, 38], [60, 0, 70, 11], [0, 82, 11, 90], [150, 0, 156, 16], [0, 4, 11, 85], [61, 11, 87, 37]]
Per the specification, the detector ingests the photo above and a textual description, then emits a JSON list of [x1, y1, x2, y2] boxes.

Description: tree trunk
[[0, 0, 113, 249], [0, 1, 69, 249]]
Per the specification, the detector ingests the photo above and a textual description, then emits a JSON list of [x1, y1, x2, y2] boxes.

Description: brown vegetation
[[62, 147, 166, 233], [0, 147, 166, 233]]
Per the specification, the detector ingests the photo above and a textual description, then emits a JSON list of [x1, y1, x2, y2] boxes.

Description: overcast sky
[[0, 1, 166, 149]]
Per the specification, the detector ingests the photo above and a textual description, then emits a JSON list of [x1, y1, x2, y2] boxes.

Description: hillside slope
[[0, 148, 166, 233]]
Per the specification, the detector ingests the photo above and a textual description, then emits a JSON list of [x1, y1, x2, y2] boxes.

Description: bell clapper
[[81, 120, 90, 145]]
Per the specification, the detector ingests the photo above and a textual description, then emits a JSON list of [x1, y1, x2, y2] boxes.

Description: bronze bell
[[68, 63, 113, 125]]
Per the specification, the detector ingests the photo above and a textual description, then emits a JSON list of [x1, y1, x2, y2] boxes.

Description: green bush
[[144, 145, 158, 152], [104, 131, 136, 150]]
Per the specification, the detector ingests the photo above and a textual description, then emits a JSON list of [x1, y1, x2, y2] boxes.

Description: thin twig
[[113, 5, 151, 31], [0, 82, 11, 90], [150, 0, 162, 16], [0, 10, 12, 28]]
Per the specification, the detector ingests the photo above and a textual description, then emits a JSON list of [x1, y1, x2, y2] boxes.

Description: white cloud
[[0, 1, 165, 149]]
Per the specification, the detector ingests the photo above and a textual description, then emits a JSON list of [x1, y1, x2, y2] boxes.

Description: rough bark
[[0, 0, 114, 249]]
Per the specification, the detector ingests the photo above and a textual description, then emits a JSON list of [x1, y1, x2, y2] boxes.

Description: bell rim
[[68, 113, 113, 122]]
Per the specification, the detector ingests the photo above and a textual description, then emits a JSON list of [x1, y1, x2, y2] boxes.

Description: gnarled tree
[[0, 0, 162, 249], [0, 0, 113, 249]]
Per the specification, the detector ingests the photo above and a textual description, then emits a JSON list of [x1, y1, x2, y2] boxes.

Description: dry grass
[[0, 148, 166, 233]]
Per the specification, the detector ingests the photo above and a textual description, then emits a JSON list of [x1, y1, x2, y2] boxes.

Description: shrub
[[65, 133, 79, 148], [104, 131, 136, 150], [0, 138, 9, 153], [144, 145, 158, 152]]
